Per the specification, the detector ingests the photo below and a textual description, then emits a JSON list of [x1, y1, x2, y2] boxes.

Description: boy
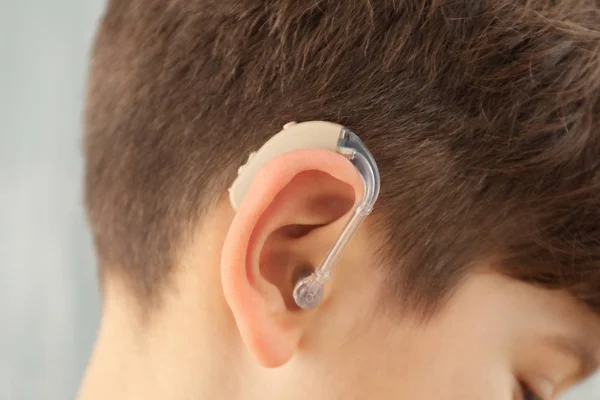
[[79, 1, 600, 399]]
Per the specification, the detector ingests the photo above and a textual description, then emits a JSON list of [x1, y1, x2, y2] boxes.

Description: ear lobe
[[221, 148, 363, 368]]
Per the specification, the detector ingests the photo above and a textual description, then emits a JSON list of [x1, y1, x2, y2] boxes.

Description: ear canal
[[291, 264, 314, 286]]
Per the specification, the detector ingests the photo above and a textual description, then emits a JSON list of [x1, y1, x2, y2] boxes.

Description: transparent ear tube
[[293, 128, 381, 309]]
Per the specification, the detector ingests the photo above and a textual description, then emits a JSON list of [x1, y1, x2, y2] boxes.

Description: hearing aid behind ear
[[229, 121, 380, 309]]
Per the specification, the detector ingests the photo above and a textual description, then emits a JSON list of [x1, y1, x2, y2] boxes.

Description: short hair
[[85, 0, 600, 315]]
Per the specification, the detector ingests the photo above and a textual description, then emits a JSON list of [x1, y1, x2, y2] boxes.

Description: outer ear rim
[[221, 148, 363, 368]]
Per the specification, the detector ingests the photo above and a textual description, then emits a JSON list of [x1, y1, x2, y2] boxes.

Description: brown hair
[[85, 0, 600, 314]]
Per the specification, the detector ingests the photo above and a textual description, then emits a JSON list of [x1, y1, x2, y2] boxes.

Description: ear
[[221, 148, 364, 368]]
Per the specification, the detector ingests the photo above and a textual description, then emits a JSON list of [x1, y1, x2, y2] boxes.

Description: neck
[[78, 205, 252, 400], [77, 268, 247, 400]]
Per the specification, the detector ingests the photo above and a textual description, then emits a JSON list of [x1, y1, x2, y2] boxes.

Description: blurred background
[[0, 1, 597, 399], [0, 1, 103, 399]]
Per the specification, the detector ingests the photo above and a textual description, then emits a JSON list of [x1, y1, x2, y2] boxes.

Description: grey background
[[0, 1, 103, 399], [0, 1, 597, 399]]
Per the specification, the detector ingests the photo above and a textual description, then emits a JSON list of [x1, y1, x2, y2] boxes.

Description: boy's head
[[80, 1, 600, 399]]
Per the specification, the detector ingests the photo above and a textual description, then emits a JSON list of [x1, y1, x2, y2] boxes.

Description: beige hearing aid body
[[229, 121, 343, 211]]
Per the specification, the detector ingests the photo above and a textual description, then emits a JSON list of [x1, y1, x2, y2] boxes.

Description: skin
[[78, 147, 600, 400]]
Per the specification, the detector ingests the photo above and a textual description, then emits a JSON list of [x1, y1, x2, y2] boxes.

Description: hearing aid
[[228, 121, 381, 310]]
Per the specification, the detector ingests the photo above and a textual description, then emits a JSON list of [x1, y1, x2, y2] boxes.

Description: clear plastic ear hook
[[293, 128, 381, 309]]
